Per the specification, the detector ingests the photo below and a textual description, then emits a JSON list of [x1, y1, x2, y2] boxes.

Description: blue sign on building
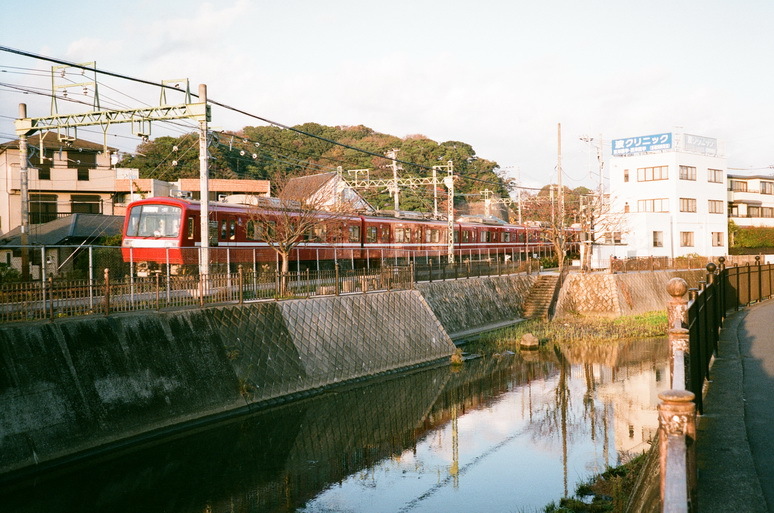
[[612, 133, 672, 155]]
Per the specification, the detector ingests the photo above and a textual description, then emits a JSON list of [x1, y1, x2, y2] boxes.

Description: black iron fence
[[659, 256, 774, 511]]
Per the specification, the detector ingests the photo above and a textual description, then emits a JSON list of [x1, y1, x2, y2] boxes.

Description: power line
[[0, 45, 438, 173]]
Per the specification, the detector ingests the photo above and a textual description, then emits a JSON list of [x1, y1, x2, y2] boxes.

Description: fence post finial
[[667, 277, 688, 329]]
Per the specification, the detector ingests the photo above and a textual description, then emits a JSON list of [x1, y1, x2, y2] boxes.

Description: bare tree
[[245, 172, 360, 275]]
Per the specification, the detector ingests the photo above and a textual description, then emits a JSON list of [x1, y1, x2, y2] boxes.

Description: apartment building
[[727, 174, 774, 227], [0, 133, 271, 236], [0, 133, 131, 235]]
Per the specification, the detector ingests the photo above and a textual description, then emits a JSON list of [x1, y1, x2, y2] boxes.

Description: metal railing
[[610, 254, 758, 273], [0, 265, 415, 324], [659, 256, 774, 512]]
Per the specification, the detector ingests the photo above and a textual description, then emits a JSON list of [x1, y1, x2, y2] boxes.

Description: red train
[[121, 196, 576, 275]]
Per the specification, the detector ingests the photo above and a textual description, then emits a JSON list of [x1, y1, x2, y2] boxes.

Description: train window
[[502, 232, 510, 243], [220, 220, 228, 239], [126, 204, 182, 238], [480, 231, 489, 243], [187, 216, 195, 239], [229, 220, 236, 240], [394, 227, 404, 243], [349, 225, 361, 242], [431, 229, 440, 243], [366, 226, 377, 243], [246, 221, 257, 240]]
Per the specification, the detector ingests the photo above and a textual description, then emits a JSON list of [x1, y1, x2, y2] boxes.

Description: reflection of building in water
[[592, 339, 669, 456]]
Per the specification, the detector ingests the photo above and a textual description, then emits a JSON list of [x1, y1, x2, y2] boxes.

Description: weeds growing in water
[[541, 452, 648, 512]]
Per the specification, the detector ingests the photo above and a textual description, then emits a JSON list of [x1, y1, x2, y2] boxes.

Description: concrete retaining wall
[[416, 274, 536, 338], [0, 290, 454, 477], [554, 270, 706, 318]]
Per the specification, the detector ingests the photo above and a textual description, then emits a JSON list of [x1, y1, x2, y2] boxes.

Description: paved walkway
[[697, 299, 774, 512]]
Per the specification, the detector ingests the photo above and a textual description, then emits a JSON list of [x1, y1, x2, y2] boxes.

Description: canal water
[[1, 337, 668, 513]]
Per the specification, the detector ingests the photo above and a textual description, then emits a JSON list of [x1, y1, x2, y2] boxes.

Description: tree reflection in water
[[0, 338, 668, 513]]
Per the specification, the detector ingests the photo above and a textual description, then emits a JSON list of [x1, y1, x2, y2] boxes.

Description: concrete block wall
[[0, 290, 454, 477]]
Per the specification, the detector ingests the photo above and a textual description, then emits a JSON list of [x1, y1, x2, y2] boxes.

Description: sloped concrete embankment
[[0, 290, 454, 477], [554, 270, 706, 318], [416, 274, 537, 340]]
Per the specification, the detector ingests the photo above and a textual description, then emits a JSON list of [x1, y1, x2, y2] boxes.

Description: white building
[[597, 132, 728, 263], [727, 174, 774, 227]]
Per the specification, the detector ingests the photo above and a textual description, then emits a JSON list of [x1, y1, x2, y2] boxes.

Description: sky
[[2, 0, 774, 191]]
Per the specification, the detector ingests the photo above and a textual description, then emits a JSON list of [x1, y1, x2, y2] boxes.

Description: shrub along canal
[[0, 334, 669, 513]]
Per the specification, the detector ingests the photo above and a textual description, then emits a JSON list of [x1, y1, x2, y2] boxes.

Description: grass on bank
[[541, 452, 648, 513], [478, 311, 668, 351]]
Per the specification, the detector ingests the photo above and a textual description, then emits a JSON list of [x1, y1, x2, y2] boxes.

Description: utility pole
[[198, 84, 210, 277], [557, 123, 565, 270], [558, 123, 565, 231], [388, 148, 400, 211], [18, 104, 30, 281]]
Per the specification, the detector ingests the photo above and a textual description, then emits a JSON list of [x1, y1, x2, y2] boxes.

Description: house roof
[[0, 214, 124, 246], [0, 132, 118, 153], [279, 172, 337, 201]]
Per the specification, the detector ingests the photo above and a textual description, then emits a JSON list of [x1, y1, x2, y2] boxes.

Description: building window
[[653, 231, 664, 247], [71, 195, 101, 214], [708, 200, 724, 214], [679, 198, 697, 213], [679, 165, 697, 180], [680, 232, 694, 247], [638, 198, 669, 212], [77, 168, 89, 181], [730, 180, 748, 192], [712, 232, 724, 247], [30, 193, 58, 224], [637, 165, 669, 182], [708, 169, 723, 183], [748, 206, 761, 217], [763, 207, 774, 218], [623, 169, 629, 182], [762, 181, 774, 195]]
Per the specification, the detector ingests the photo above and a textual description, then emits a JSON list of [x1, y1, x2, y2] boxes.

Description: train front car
[[121, 197, 192, 276]]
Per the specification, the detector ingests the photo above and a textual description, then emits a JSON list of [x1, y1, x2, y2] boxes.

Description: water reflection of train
[[120, 196, 579, 274]]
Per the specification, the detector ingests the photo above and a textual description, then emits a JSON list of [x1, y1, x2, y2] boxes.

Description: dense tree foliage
[[117, 123, 509, 216]]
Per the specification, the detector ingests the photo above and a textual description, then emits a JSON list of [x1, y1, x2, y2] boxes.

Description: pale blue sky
[[2, 0, 773, 189]]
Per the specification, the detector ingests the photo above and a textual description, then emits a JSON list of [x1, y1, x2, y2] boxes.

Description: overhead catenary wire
[[0, 45, 440, 173]]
